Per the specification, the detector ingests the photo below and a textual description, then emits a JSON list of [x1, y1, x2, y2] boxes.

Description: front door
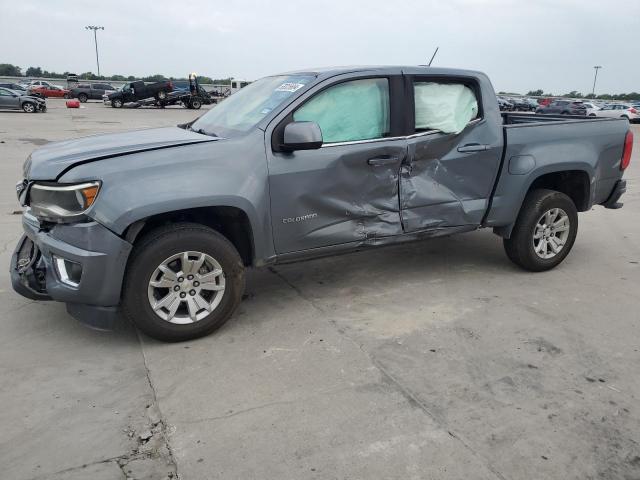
[[400, 77, 503, 231], [267, 77, 406, 254]]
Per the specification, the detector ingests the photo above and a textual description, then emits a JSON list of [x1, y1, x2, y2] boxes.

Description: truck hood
[[25, 127, 216, 180]]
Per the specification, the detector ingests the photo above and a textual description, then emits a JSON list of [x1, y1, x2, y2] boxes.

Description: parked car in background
[[536, 100, 587, 115], [582, 102, 601, 116], [524, 98, 539, 110], [0, 87, 46, 112], [69, 83, 116, 102], [596, 104, 639, 122], [0, 82, 29, 93], [10, 66, 632, 341], [28, 85, 70, 98], [106, 80, 174, 107], [497, 97, 513, 111], [27, 80, 57, 88], [508, 97, 531, 111]]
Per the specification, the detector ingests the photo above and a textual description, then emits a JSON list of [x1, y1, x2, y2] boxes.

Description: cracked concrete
[[1, 100, 639, 479]]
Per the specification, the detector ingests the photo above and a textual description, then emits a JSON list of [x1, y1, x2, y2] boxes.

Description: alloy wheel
[[147, 251, 226, 324], [532, 208, 570, 259]]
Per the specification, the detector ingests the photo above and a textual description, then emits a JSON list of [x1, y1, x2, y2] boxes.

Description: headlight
[[28, 181, 100, 223]]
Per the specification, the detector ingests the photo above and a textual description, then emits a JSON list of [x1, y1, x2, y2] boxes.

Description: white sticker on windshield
[[275, 82, 305, 93]]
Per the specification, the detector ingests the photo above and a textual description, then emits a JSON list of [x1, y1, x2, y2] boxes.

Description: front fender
[[59, 132, 276, 264]]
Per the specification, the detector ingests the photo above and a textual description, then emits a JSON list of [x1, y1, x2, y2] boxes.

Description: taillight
[[621, 130, 633, 170], [630, 107, 638, 114]]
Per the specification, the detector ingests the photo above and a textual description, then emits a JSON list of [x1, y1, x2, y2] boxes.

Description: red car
[[28, 85, 70, 98]]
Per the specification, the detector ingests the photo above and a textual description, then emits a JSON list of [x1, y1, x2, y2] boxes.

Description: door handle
[[457, 143, 489, 153], [367, 156, 399, 166]]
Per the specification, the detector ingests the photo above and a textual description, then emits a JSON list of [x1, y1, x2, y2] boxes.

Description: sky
[[1, 0, 638, 94]]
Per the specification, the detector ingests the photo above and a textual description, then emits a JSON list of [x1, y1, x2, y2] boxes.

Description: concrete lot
[[1, 99, 639, 480]]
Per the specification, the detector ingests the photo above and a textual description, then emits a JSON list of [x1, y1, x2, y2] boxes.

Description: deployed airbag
[[414, 82, 478, 134]]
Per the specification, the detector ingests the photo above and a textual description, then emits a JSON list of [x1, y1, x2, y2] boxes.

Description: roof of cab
[[276, 65, 485, 79]]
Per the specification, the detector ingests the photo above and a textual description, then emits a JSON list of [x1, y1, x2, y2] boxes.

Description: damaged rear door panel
[[400, 76, 504, 232]]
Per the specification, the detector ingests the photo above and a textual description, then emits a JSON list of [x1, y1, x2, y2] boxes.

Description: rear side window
[[293, 78, 390, 144], [413, 81, 479, 134]]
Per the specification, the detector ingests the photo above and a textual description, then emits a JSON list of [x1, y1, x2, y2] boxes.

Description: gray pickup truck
[[10, 66, 632, 341]]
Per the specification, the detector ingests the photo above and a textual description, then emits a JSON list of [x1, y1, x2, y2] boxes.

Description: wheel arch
[[492, 168, 592, 239], [123, 206, 255, 267]]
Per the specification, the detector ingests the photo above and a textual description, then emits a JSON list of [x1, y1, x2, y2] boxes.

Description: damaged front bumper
[[10, 211, 132, 330]]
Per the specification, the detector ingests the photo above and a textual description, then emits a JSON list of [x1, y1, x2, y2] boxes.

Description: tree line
[[0, 63, 233, 85]]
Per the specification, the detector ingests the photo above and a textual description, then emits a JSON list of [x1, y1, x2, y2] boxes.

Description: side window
[[0, 89, 12, 96], [293, 78, 390, 144], [413, 81, 479, 134]]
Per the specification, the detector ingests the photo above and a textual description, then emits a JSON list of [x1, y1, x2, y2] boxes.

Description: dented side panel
[[400, 121, 503, 231], [268, 141, 406, 254]]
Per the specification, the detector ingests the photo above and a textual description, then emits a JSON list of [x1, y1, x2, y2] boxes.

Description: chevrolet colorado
[[11, 66, 632, 341]]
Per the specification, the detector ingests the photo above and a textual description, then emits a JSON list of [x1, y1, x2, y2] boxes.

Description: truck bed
[[484, 114, 630, 228], [502, 112, 613, 125]]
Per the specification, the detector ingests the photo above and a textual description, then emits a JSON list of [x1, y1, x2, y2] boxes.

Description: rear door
[[0, 88, 19, 109], [267, 75, 407, 253], [400, 75, 503, 231]]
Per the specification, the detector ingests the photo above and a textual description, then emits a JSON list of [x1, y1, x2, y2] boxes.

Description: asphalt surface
[[1, 99, 638, 480]]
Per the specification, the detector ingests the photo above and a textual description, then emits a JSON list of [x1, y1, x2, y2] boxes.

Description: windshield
[[191, 74, 315, 137]]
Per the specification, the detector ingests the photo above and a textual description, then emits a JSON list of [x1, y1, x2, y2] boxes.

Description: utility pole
[[591, 65, 602, 97], [85, 26, 104, 76]]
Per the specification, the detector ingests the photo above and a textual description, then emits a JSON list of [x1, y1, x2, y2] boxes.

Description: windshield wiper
[[190, 126, 218, 138]]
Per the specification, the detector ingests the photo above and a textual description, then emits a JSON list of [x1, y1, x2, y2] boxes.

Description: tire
[[589, 113, 596, 117], [156, 90, 167, 100], [22, 102, 36, 113], [78, 93, 88, 103], [63, 93, 70, 99], [190, 98, 202, 110], [111, 98, 123, 108], [503, 189, 578, 272], [122, 223, 245, 342]]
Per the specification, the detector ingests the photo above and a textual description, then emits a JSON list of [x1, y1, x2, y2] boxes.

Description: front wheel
[[190, 98, 202, 109], [122, 223, 245, 342], [78, 93, 88, 103], [156, 90, 167, 100], [111, 98, 123, 108], [22, 102, 36, 113], [503, 189, 578, 271]]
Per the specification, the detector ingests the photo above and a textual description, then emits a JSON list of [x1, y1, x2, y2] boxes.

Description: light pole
[[85, 26, 104, 76], [591, 65, 602, 97]]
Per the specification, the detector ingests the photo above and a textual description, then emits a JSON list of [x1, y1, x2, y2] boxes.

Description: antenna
[[427, 47, 439, 66]]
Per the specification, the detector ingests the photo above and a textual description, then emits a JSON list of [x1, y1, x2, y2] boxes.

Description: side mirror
[[282, 121, 323, 151]]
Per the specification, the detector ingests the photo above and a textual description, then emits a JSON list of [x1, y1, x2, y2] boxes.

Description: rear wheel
[[190, 98, 202, 109], [78, 93, 88, 103], [122, 223, 245, 342], [503, 189, 578, 271], [22, 102, 36, 113]]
